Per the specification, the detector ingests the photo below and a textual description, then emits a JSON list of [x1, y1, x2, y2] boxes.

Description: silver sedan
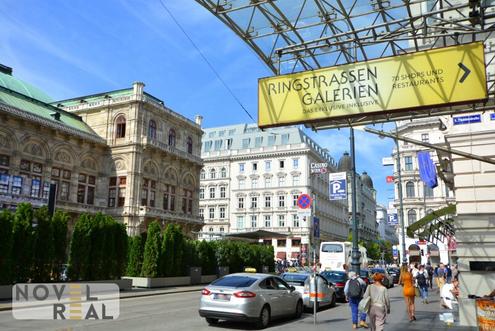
[[281, 272, 337, 310], [199, 273, 303, 329]]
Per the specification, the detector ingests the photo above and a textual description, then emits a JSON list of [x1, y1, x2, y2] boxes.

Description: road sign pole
[[312, 192, 317, 325], [350, 127, 361, 275]]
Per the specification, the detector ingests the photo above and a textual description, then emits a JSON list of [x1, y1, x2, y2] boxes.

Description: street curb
[[0, 288, 202, 312]]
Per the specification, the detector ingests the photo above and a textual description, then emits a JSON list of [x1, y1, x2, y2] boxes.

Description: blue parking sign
[[329, 172, 347, 200]]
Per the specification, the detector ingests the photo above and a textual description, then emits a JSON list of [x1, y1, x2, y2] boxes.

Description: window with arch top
[[148, 120, 157, 140], [408, 209, 417, 226], [168, 128, 176, 147], [115, 115, 126, 138]]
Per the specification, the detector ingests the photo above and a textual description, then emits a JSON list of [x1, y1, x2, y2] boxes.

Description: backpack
[[417, 272, 427, 287], [348, 279, 363, 298]]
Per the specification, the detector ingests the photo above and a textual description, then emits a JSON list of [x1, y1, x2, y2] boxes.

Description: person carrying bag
[[361, 273, 391, 331]]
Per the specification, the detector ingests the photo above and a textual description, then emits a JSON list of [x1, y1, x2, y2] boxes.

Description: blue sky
[[1, 0, 395, 206]]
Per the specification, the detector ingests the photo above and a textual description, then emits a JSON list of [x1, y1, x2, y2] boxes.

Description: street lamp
[[393, 123, 407, 265]]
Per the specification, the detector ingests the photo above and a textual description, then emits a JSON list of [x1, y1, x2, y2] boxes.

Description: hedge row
[[128, 221, 275, 277], [68, 213, 128, 281], [0, 203, 69, 284]]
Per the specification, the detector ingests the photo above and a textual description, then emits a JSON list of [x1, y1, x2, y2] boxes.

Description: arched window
[[209, 227, 214, 232], [148, 120, 157, 140], [220, 167, 227, 178], [220, 227, 224, 233], [200, 169, 205, 180], [210, 169, 216, 179], [408, 209, 417, 226], [406, 181, 415, 198], [115, 115, 126, 138], [168, 129, 176, 147], [187, 136, 193, 154]]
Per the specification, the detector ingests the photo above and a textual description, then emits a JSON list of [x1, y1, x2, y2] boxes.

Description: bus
[[320, 241, 368, 271]]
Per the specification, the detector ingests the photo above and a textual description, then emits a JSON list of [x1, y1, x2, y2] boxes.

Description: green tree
[[51, 210, 69, 280], [0, 210, 13, 284], [127, 235, 145, 277], [12, 203, 34, 282], [68, 214, 93, 280], [113, 220, 128, 279], [32, 207, 54, 282], [141, 221, 162, 277], [161, 224, 175, 277]]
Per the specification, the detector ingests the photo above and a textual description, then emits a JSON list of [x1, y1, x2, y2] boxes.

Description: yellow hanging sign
[[258, 42, 487, 128]]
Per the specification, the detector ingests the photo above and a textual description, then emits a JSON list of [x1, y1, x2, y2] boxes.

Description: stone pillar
[[446, 130, 495, 327]]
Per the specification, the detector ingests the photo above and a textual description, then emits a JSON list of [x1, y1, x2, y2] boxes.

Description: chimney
[[0, 64, 13, 76], [50, 112, 61, 121], [195, 115, 203, 127], [132, 81, 145, 96]]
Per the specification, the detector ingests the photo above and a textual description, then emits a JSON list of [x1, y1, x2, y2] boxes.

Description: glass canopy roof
[[195, 1, 495, 74], [195, 0, 495, 127]]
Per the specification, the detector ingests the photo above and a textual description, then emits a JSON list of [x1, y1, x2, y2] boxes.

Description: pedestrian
[[344, 271, 369, 329], [362, 273, 390, 331], [416, 265, 429, 304], [410, 263, 419, 278], [426, 263, 434, 289], [436, 263, 446, 290], [399, 264, 416, 322], [451, 264, 459, 281], [446, 264, 452, 284]]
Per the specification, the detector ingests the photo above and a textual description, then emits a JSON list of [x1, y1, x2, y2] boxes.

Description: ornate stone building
[[0, 65, 203, 235], [199, 124, 349, 261]]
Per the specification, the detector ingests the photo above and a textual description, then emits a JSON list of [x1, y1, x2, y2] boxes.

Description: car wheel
[[330, 294, 337, 307], [256, 305, 270, 329], [294, 300, 303, 318], [205, 317, 219, 325]]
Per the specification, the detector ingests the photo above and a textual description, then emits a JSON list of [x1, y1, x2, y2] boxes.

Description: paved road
[[0, 285, 474, 331]]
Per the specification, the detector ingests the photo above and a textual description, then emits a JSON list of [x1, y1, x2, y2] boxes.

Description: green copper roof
[[0, 86, 101, 138], [0, 71, 53, 103]]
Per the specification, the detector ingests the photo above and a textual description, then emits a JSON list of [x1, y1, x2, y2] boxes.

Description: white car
[[281, 272, 337, 310], [199, 273, 303, 329]]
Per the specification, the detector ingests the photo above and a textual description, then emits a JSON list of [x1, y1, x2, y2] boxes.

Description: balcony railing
[[144, 137, 202, 165]]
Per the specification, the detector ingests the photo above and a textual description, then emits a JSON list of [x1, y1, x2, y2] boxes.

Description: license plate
[[213, 293, 231, 301]]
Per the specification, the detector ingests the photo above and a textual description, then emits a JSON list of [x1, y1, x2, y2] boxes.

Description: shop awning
[[407, 204, 456, 242], [225, 229, 288, 240]]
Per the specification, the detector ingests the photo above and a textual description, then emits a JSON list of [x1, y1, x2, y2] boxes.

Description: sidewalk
[[0, 284, 204, 312], [306, 285, 476, 331]]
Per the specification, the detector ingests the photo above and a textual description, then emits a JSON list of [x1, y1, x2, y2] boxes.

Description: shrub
[[141, 221, 161, 278], [0, 210, 13, 284], [127, 235, 145, 277], [32, 207, 54, 282], [12, 203, 34, 282], [51, 210, 69, 281]]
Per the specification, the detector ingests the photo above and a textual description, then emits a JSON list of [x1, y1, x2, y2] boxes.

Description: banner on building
[[475, 299, 495, 331]]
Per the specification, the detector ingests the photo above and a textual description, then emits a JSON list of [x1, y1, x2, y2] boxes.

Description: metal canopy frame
[[195, 0, 495, 128]]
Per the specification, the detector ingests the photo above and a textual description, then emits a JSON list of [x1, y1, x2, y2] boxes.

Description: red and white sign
[[297, 194, 312, 209], [386, 176, 394, 183]]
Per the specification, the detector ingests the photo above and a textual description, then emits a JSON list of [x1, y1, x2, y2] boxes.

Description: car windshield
[[371, 268, 386, 274], [211, 276, 257, 288], [281, 273, 308, 286], [321, 271, 346, 282]]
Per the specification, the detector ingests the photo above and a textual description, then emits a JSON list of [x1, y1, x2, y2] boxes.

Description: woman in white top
[[363, 273, 391, 331]]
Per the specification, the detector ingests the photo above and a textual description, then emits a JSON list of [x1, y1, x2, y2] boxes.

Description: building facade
[[391, 118, 454, 265], [337, 152, 378, 242], [0, 65, 203, 235], [199, 124, 349, 261]]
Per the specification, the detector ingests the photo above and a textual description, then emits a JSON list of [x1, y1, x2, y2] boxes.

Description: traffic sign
[[386, 176, 394, 183], [329, 172, 347, 200], [387, 213, 398, 226], [297, 210, 311, 219], [297, 194, 312, 209]]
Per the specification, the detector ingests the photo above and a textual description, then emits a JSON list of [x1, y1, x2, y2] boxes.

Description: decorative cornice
[[0, 102, 106, 145]]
